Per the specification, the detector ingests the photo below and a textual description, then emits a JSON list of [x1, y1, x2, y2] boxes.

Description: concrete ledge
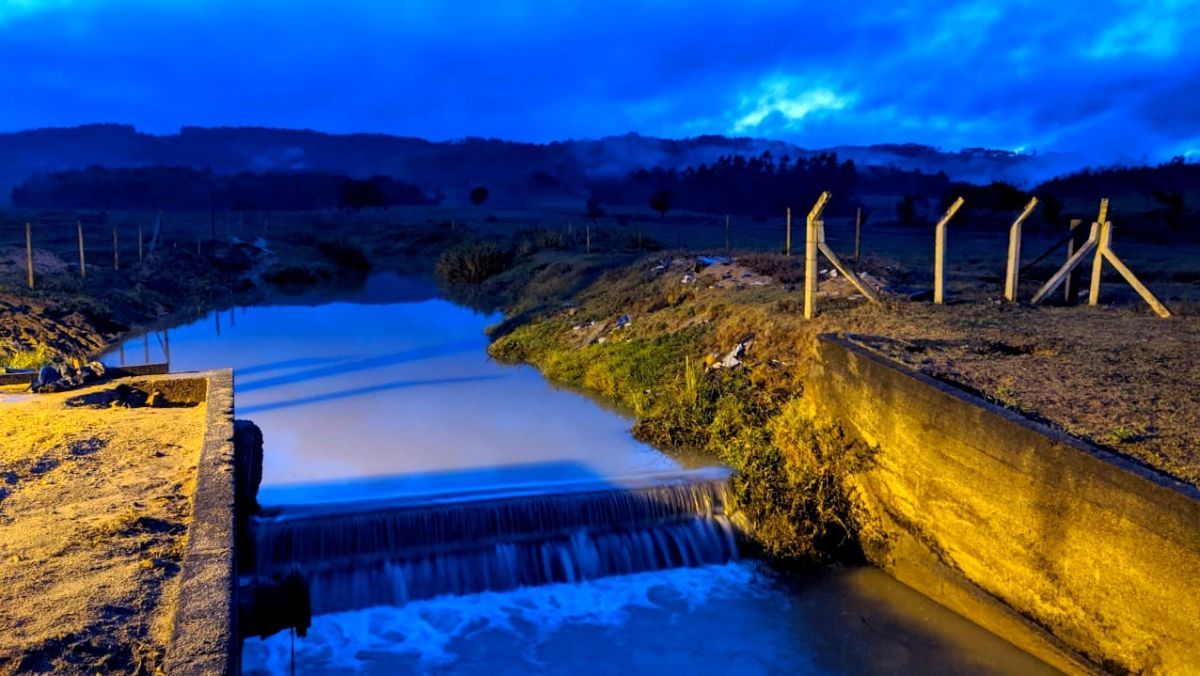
[[805, 333, 1200, 674], [163, 370, 240, 676]]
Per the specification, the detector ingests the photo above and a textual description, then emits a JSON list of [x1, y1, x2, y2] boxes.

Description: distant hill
[[0, 124, 1078, 207]]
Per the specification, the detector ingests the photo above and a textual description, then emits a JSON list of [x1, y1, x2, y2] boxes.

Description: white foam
[[242, 561, 774, 674]]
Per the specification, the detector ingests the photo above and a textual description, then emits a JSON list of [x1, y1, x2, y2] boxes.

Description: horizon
[[3, 1, 1198, 166]]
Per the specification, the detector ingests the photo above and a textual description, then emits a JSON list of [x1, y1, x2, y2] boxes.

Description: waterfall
[[250, 468, 739, 615]]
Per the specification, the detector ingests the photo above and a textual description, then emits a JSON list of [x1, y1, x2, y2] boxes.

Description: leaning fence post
[[803, 192, 831, 319], [77, 220, 86, 279], [1004, 197, 1039, 302], [25, 222, 34, 289], [933, 197, 965, 304]]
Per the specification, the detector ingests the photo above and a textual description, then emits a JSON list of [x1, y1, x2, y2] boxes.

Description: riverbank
[[486, 252, 1200, 510]]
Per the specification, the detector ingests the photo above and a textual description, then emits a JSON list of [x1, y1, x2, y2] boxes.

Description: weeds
[[437, 241, 512, 283], [2, 344, 51, 371], [491, 315, 874, 565]]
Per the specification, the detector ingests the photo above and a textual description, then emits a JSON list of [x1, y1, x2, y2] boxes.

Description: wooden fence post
[[25, 222, 34, 289], [785, 208, 792, 257], [77, 221, 86, 279], [1064, 219, 1086, 303], [803, 192, 830, 319], [112, 224, 120, 270], [1003, 197, 1039, 302], [854, 207, 862, 266], [933, 197, 965, 304], [1088, 199, 1110, 305]]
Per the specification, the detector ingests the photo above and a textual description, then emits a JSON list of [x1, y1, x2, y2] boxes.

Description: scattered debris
[[616, 314, 631, 330], [711, 334, 755, 369], [682, 273, 696, 285]]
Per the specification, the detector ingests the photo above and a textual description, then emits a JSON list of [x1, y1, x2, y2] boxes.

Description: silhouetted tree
[[469, 186, 489, 206], [649, 189, 673, 218]]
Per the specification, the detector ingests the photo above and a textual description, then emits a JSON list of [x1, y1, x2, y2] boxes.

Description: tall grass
[[436, 241, 512, 283], [2, 344, 52, 371]]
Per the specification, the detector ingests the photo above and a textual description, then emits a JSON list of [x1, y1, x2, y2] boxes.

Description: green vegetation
[[437, 240, 512, 283], [2, 344, 51, 371], [489, 269, 875, 565]]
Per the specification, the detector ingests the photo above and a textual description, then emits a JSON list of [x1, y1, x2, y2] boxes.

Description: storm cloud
[[2, 0, 1197, 164]]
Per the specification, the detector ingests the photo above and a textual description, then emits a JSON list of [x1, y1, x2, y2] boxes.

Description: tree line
[[11, 166, 441, 211]]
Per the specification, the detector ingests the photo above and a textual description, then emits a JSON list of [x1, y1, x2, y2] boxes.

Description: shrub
[[436, 241, 511, 283]]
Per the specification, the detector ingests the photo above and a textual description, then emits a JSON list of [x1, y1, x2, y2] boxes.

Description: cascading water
[[250, 468, 739, 615]]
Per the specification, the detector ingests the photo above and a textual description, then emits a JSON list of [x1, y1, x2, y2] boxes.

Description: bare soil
[[0, 383, 205, 675]]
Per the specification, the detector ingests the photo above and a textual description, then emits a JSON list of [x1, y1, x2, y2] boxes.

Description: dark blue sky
[[2, 0, 1197, 163]]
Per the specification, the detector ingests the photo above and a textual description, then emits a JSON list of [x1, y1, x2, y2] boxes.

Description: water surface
[[103, 273, 679, 502]]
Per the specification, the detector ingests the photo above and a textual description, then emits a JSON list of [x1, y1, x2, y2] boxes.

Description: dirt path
[[0, 384, 205, 675]]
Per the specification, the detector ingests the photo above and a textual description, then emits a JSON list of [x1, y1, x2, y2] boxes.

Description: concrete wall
[[162, 370, 243, 676], [804, 334, 1200, 675]]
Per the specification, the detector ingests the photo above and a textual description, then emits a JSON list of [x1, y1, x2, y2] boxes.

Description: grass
[[489, 263, 877, 565], [436, 240, 512, 283], [2, 343, 51, 371]]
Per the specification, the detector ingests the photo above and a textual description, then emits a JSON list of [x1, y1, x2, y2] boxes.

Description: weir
[[249, 467, 739, 616]]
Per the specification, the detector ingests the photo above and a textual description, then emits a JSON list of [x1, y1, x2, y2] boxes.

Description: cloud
[[0, 0, 1197, 166], [731, 78, 855, 134]]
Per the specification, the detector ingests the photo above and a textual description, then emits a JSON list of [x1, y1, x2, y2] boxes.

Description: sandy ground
[[0, 383, 205, 675]]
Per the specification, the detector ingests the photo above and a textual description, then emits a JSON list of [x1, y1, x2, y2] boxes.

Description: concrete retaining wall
[[161, 370, 245, 676], [804, 334, 1200, 675]]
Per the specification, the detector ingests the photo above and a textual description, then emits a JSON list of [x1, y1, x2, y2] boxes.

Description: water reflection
[[101, 273, 679, 499]]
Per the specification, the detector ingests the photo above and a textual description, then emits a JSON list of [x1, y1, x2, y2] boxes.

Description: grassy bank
[[485, 257, 878, 564]]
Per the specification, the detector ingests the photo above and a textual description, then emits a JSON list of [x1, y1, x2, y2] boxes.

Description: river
[[103, 273, 1056, 675]]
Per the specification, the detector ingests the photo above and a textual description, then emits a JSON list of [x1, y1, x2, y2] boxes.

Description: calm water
[[102, 273, 680, 503], [104, 274, 1056, 675]]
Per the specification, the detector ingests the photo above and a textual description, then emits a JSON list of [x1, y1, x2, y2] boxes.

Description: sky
[[1, 0, 1198, 163]]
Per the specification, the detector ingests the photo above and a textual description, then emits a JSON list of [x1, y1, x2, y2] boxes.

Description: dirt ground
[[0, 383, 205, 675], [830, 303, 1200, 486]]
